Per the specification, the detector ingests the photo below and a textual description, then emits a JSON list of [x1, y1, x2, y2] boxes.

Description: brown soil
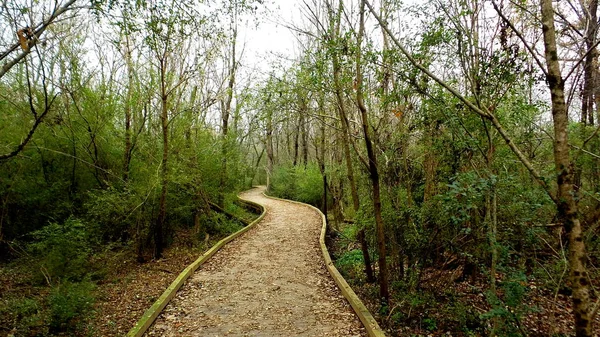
[[88, 245, 203, 336], [328, 222, 600, 337], [0, 234, 206, 337], [146, 186, 366, 336]]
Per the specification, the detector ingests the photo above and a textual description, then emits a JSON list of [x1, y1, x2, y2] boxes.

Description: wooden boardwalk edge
[[126, 194, 267, 337], [262, 192, 387, 337]]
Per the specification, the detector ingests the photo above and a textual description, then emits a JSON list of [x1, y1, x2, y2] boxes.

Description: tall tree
[[326, 0, 360, 213], [141, 0, 199, 259], [356, 0, 389, 302], [540, 0, 593, 334], [580, 0, 598, 126], [366, 0, 597, 334], [219, 1, 239, 207]]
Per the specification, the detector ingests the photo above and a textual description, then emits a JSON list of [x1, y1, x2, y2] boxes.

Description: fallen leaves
[[145, 188, 366, 336]]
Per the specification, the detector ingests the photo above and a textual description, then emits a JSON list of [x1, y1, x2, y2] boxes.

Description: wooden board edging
[[126, 192, 266, 337], [261, 191, 387, 337]]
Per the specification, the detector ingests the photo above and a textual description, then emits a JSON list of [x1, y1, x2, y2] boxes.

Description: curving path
[[146, 186, 366, 336]]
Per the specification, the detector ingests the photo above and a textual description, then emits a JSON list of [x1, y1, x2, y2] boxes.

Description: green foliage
[[48, 280, 96, 332], [225, 194, 259, 221], [0, 296, 45, 335], [85, 187, 141, 242], [422, 317, 437, 331], [269, 164, 324, 206], [482, 271, 534, 337], [27, 218, 95, 283], [340, 222, 361, 243], [0, 280, 95, 334], [436, 172, 491, 227], [442, 299, 484, 334], [335, 249, 365, 280], [197, 212, 243, 239]]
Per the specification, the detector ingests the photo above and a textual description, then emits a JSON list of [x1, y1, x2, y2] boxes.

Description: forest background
[[1, 0, 599, 336]]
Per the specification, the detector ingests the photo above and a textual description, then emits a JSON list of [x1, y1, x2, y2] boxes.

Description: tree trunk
[[155, 58, 169, 260], [357, 0, 389, 302], [122, 35, 134, 182], [540, 1, 593, 335], [318, 97, 328, 217], [582, 0, 598, 125], [123, 101, 132, 182], [301, 103, 308, 169], [293, 112, 300, 166], [329, 0, 360, 212], [219, 23, 237, 207], [266, 106, 274, 189], [357, 228, 376, 283]]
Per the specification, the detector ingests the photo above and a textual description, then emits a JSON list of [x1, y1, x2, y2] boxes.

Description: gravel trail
[[146, 186, 366, 336]]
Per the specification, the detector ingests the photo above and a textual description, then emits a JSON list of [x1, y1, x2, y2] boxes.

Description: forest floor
[[0, 198, 256, 336], [146, 186, 366, 336], [0, 223, 242, 336], [85, 241, 204, 336], [327, 220, 600, 336]]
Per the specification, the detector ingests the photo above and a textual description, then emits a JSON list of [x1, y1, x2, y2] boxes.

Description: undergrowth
[[0, 195, 254, 336]]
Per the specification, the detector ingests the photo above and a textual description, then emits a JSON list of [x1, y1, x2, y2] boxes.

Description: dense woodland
[[1, 0, 600, 336]]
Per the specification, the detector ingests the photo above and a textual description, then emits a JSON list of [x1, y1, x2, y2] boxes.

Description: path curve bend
[[146, 186, 366, 336]]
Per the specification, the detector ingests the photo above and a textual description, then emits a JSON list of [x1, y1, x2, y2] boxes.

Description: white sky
[[239, 0, 302, 78]]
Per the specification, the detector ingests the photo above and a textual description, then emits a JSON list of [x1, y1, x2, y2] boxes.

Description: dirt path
[[146, 186, 366, 336]]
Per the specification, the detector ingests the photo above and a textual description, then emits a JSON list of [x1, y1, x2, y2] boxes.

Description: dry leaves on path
[[147, 187, 366, 337]]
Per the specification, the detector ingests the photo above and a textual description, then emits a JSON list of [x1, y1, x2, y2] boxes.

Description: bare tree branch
[[0, 0, 78, 79], [0, 94, 58, 161], [491, 0, 548, 77], [364, 0, 557, 204]]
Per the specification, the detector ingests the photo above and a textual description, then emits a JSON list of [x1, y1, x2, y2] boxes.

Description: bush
[[28, 218, 94, 283], [270, 164, 324, 206], [48, 280, 96, 332], [442, 299, 484, 334], [0, 296, 45, 335], [85, 186, 140, 242], [481, 271, 534, 337], [335, 249, 365, 280], [199, 213, 243, 239]]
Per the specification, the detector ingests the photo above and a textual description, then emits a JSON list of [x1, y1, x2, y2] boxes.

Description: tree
[[0, 0, 79, 161], [540, 0, 593, 334], [356, 0, 389, 302], [365, 0, 598, 334], [325, 0, 360, 213]]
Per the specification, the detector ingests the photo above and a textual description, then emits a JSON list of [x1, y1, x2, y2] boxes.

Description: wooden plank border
[[126, 192, 266, 337], [262, 191, 387, 337]]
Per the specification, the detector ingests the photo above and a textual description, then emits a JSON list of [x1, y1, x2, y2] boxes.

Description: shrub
[[294, 165, 324, 206], [269, 166, 297, 200], [442, 299, 485, 334], [481, 271, 534, 337], [85, 186, 139, 242], [270, 164, 324, 206], [28, 218, 94, 283], [48, 280, 96, 332], [335, 249, 365, 280], [0, 296, 45, 335], [423, 317, 437, 331], [198, 213, 243, 239]]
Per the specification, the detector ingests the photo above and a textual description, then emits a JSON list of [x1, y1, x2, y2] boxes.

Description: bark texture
[[356, 0, 389, 302], [540, 1, 593, 335]]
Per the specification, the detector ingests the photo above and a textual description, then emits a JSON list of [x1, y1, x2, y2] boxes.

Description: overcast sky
[[238, 1, 302, 78]]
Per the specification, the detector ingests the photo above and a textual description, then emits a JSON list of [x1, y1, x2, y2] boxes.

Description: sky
[[239, 0, 303, 77]]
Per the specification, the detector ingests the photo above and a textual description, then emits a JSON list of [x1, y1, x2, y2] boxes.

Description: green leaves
[[48, 281, 96, 332], [482, 271, 534, 337], [28, 218, 95, 283], [269, 164, 324, 207]]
